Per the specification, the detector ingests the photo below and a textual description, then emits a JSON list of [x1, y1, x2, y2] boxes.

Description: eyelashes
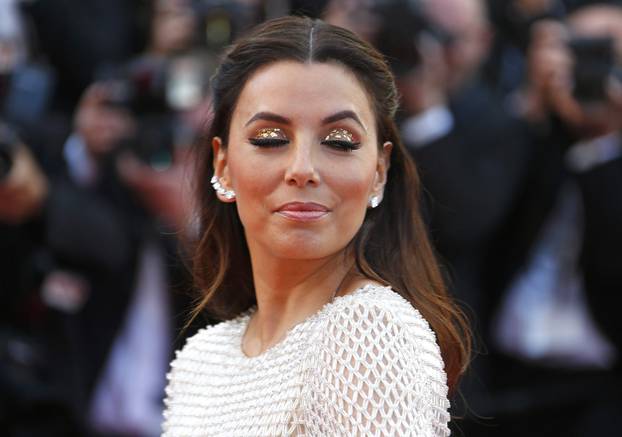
[[248, 127, 361, 151]]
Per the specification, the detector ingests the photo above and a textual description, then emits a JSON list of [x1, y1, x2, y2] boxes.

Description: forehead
[[569, 8, 622, 58], [230, 60, 376, 130], [569, 7, 622, 38]]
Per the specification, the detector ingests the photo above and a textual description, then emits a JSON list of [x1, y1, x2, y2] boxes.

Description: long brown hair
[[189, 15, 470, 394]]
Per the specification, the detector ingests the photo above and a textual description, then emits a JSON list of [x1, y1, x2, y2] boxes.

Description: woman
[[163, 15, 470, 436]]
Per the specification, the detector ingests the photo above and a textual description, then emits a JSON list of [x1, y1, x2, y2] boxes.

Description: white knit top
[[162, 284, 451, 436]]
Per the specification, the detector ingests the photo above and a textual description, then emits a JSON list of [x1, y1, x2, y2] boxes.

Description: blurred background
[[1, 0, 621, 436]]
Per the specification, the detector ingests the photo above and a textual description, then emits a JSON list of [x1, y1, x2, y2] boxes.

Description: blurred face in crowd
[[151, 0, 196, 55], [423, 0, 492, 90], [212, 61, 390, 262], [568, 7, 622, 58], [323, 0, 380, 43], [0, 39, 24, 73]]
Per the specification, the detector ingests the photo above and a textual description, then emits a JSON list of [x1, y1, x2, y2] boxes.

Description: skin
[[0, 145, 48, 224], [523, 7, 622, 136], [398, 0, 491, 114], [422, 0, 492, 91], [212, 61, 392, 357]]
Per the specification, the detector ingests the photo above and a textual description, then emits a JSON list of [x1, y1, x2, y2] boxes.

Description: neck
[[243, 246, 357, 356]]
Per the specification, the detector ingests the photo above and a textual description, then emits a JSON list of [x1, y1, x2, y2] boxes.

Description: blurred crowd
[[0, 0, 621, 436]]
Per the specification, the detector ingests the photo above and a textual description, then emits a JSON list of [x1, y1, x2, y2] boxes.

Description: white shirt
[[162, 284, 451, 437]]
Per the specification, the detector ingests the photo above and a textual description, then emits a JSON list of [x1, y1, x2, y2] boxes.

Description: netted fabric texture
[[162, 284, 450, 436]]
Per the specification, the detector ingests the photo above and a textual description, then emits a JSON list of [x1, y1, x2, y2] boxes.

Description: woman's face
[[213, 60, 391, 261]]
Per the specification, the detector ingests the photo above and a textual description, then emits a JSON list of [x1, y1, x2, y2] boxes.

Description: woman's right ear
[[211, 136, 236, 202], [212, 136, 224, 173]]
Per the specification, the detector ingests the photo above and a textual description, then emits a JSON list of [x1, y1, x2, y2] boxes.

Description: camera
[[569, 36, 622, 104], [0, 122, 18, 181], [97, 51, 213, 170]]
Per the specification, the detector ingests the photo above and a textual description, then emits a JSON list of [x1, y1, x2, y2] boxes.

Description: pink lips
[[275, 202, 330, 222]]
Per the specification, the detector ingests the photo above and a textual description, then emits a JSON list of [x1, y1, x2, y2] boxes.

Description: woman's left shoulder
[[317, 282, 447, 378], [302, 282, 451, 435], [327, 282, 439, 344]]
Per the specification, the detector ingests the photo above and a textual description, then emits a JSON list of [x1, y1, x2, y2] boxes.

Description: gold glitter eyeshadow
[[324, 128, 354, 143], [256, 127, 285, 139]]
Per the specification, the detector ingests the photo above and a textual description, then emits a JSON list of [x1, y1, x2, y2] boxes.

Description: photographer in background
[[56, 2, 211, 435], [2, 0, 207, 435], [485, 3, 622, 436], [0, 132, 80, 437], [0, 2, 80, 434], [485, 0, 568, 98]]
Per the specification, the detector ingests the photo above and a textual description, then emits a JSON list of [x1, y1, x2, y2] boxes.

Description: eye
[[248, 127, 288, 147], [321, 128, 361, 152]]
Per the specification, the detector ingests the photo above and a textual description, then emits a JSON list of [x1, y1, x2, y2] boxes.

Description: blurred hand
[[522, 20, 573, 121], [0, 145, 48, 224], [74, 83, 136, 159], [117, 148, 195, 232]]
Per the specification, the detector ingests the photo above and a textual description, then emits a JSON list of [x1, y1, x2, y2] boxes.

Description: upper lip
[[276, 201, 330, 212]]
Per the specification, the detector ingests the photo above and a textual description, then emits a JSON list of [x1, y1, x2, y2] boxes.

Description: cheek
[[227, 151, 280, 226], [324, 158, 376, 231], [329, 165, 374, 206]]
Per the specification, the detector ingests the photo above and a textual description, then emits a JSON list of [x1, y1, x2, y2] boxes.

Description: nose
[[284, 141, 320, 187]]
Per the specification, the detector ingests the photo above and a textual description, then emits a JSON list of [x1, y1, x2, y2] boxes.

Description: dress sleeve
[[298, 301, 451, 437]]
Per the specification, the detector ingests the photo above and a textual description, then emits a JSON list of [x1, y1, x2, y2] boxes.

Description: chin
[[264, 231, 347, 261]]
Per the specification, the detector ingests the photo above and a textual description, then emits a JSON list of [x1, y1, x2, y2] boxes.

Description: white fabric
[[401, 105, 454, 148], [565, 132, 622, 173], [89, 241, 172, 436], [63, 133, 99, 187], [0, 0, 27, 72], [63, 130, 173, 435], [493, 182, 617, 368], [162, 284, 450, 437]]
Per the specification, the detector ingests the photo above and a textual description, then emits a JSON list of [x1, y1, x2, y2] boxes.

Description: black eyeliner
[[248, 138, 289, 147], [322, 139, 362, 151]]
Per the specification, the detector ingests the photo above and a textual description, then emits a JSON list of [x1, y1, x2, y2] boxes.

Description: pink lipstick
[[275, 202, 330, 222]]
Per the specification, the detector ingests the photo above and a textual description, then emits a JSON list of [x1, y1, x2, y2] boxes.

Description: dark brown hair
[[189, 15, 470, 394]]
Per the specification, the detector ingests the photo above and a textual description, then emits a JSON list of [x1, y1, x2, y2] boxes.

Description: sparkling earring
[[369, 195, 381, 208], [211, 175, 236, 200]]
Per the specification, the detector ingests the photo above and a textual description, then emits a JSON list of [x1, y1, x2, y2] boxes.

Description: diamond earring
[[369, 195, 381, 208], [211, 175, 236, 200]]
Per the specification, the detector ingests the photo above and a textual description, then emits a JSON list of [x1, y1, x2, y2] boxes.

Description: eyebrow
[[244, 110, 367, 132], [245, 112, 290, 126], [322, 110, 367, 132]]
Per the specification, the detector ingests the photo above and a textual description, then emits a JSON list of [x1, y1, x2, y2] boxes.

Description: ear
[[373, 141, 392, 198], [211, 136, 236, 202]]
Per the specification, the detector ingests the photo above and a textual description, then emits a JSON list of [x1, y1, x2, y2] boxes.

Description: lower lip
[[276, 210, 329, 222]]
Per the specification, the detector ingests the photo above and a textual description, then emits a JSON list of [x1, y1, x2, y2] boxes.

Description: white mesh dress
[[162, 283, 451, 436]]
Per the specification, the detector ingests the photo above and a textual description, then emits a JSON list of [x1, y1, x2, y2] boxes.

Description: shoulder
[[166, 311, 249, 376], [322, 283, 444, 359], [163, 312, 249, 419], [320, 282, 449, 386], [300, 284, 451, 436]]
